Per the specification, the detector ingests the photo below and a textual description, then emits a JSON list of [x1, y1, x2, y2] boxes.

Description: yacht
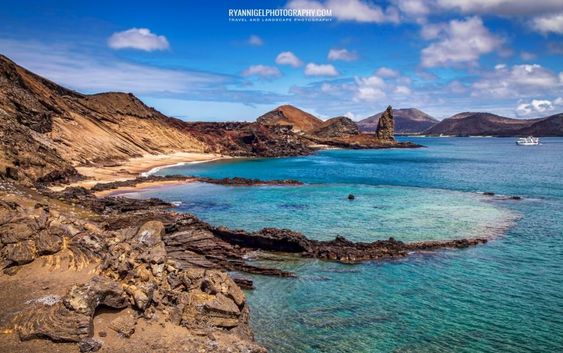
[[516, 136, 540, 146]]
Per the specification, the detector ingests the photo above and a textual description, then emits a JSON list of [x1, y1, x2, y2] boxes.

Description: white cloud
[[420, 23, 446, 39], [394, 85, 412, 94], [393, 0, 431, 18], [516, 99, 555, 116], [276, 51, 303, 67], [248, 35, 264, 46], [532, 99, 554, 111], [473, 64, 561, 98], [531, 13, 563, 34], [516, 103, 533, 116], [421, 17, 503, 68], [304, 63, 339, 76], [555, 97, 563, 105], [242, 65, 282, 78], [286, 0, 400, 23], [328, 48, 358, 61], [108, 28, 169, 51], [353, 74, 386, 102], [375, 67, 399, 78]]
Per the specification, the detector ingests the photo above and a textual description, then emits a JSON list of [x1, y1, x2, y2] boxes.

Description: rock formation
[[308, 116, 360, 138], [0, 187, 266, 352], [375, 105, 395, 141]]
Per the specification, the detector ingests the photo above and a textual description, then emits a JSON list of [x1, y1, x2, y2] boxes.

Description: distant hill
[[358, 108, 438, 134], [515, 113, 563, 136], [425, 112, 549, 136], [256, 105, 323, 132]]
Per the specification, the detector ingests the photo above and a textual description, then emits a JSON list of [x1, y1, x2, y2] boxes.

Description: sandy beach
[[51, 152, 228, 191]]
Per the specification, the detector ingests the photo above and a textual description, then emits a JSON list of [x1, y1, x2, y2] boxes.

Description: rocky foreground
[[0, 176, 489, 353]]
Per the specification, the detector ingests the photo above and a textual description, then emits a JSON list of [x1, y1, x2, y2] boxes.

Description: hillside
[[0, 55, 315, 185], [256, 104, 323, 132], [516, 113, 563, 136], [358, 108, 438, 134], [425, 112, 545, 136]]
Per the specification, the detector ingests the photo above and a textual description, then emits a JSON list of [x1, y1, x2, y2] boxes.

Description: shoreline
[[51, 151, 230, 191]]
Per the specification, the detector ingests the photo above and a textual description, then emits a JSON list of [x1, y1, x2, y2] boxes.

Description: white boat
[[516, 136, 539, 146]]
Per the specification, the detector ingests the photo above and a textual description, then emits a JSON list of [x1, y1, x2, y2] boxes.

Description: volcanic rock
[[375, 105, 395, 141]]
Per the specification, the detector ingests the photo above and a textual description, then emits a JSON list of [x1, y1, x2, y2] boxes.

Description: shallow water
[[134, 137, 563, 352]]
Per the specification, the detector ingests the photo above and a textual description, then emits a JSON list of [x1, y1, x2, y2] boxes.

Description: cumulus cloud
[[421, 17, 503, 67], [353, 74, 386, 102], [276, 51, 303, 67], [516, 99, 555, 116], [242, 65, 282, 78], [304, 63, 339, 76], [375, 67, 399, 78], [108, 28, 169, 51], [328, 48, 358, 61], [393, 0, 431, 19], [394, 85, 411, 95], [531, 13, 563, 34], [473, 64, 561, 98], [286, 0, 400, 23], [248, 35, 264, 46]]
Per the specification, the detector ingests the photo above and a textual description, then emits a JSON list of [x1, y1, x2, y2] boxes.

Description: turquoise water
[[133, 137, 563, 352]]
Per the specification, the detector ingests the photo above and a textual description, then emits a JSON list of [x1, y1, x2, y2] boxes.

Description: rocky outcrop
[[375, 105, 395, 141], [0, 188, 265, 353], [213, 227, 487, 264], [88, 175, 303, 194], [308, 116, 360, 138]]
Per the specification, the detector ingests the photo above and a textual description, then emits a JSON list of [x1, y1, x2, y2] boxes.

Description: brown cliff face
[[375, 105, 395, 141]]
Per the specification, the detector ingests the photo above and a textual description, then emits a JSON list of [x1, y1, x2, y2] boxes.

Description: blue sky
[[1, 0, 562, 121]]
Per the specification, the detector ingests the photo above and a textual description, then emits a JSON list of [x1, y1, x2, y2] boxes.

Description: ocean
[[126, 137, 563, 353]]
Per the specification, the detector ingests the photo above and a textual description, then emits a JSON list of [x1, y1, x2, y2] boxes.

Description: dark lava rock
[[348, 194, 355, 200]]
